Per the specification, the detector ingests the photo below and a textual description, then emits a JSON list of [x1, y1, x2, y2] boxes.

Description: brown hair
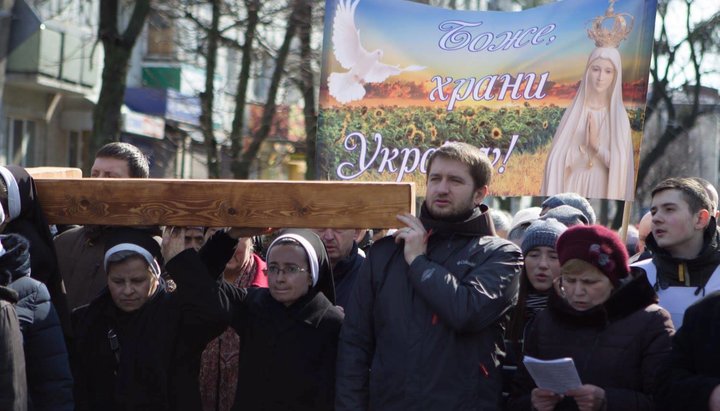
[[651, 177, 712, 215], [426, 142, 492, 189]]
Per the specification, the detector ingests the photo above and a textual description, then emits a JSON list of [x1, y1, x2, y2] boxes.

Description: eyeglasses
[[263, 265, 309, 276]]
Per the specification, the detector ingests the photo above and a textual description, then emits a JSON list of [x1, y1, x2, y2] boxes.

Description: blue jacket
[[10, 276, 74, 411], [2, 232, 73, 411]]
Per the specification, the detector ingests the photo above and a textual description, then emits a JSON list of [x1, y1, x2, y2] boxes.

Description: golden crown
[[587, 0, 634, 48]]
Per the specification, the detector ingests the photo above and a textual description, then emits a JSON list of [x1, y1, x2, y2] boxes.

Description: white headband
[[104, 243, 161, 278], [268, 233, 319, 286], [0, 167, 21, 222]]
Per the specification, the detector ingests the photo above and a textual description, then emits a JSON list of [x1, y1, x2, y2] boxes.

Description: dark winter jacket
[[1, 165, 70, 335], [180, 230, 344, 411], [336, 204, 522, 411], [71, 253, 227, 411], [643, 217, 720, 290], [0, 285, 27, 411], [655, 290, 720, 411], [2, 233, 74, 411], [508, 272, 674, 411], [332, 241, 364, 309]]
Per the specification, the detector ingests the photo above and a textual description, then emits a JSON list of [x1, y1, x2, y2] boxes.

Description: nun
[[165, 228, 344, 411], [0, 165, 70, 334], [71, 228, 227, 411]]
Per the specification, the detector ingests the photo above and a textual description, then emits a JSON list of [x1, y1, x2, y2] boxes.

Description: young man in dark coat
[[656, 291, 720, 411], [631, 177, 720, 328], [335, 142, 523, 410]]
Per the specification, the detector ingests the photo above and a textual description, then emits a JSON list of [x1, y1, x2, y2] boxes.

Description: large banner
[[317, 0, 657, 201]]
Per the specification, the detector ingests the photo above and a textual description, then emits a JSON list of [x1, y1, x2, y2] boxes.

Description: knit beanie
[[521, 218, 567, 255], [542, 205, 588, 227], [556, 224, 629, 286], [542, 193, 596, 225]]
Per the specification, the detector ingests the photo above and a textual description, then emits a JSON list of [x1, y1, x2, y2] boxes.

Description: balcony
[[6, 22, 98, 93]]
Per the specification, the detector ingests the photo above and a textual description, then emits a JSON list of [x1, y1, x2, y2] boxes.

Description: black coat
[[174, 230, 344, 411], [508, 272, 674, 411], [336, 204, 522, 411], [655, 291, 720, 411], [71, 253, 227, 411], [332, 242, 364, 309], [0, 285, 26, 411]]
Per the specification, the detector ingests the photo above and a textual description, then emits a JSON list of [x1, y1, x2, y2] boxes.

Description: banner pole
[[619, 200, 633, 242]]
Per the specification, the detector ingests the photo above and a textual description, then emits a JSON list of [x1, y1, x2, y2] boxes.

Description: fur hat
[[556, 225, 629, 286], [542, 193, 596, 225], [521, 218, 567, 255]]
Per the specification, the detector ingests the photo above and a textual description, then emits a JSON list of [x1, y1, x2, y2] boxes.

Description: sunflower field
[[317, 104, 647, 195]]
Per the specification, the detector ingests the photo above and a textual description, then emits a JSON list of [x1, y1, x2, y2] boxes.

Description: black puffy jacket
[[508, 272, 674, 411]]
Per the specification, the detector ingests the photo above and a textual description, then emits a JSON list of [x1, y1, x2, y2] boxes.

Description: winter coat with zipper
[[507, 271, 674, 411], [335, 204, 523, 411], [71, 251, 228, 411]]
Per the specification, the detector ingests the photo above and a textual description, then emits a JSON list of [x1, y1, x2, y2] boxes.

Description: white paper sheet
[[522, 355, 582, 394]]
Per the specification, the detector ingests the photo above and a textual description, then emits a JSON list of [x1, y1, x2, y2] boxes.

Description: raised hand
[[393, 213, 428, 265], [161, 226, 191, 263]]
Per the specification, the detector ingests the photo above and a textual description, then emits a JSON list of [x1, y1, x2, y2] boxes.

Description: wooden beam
[[34, 178, 416, 228], [26, 167, 83, 179]]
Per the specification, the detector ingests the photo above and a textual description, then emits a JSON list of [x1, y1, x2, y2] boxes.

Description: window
[[5, 118, 38, 166], [67, 130, 90, 169]]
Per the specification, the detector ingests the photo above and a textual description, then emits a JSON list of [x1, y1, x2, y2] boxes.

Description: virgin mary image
[[541, 1, 635, 201]]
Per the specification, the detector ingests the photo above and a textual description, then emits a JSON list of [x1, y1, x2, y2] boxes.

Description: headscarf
[[0, 166, 70, 335], [104, 228, 164, 288], [266, 229, 336, 304], [0, 166, 59, 284]]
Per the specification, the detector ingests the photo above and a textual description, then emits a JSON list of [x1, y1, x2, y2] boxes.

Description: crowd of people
[[1, 141, 720, 411]]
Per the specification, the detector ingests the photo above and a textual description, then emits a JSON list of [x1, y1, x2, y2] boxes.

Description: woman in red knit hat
[[508, 225, 674, 411]]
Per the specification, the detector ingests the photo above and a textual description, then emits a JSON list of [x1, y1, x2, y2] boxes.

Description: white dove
[[328, 0, 424, 104]]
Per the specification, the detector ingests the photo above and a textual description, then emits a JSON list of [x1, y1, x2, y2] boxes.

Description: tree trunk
[[229, 0, 261, 179], [235, 0, 302, 179], [90, 0, 150, 165], [297, 0, 317, 180], [200, 0, 221, 178]]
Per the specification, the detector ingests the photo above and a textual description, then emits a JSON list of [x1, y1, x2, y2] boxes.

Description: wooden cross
[[28, 167, 416, 229]]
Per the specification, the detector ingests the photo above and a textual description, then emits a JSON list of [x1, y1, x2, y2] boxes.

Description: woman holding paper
[[507, 225, 673, 411]]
